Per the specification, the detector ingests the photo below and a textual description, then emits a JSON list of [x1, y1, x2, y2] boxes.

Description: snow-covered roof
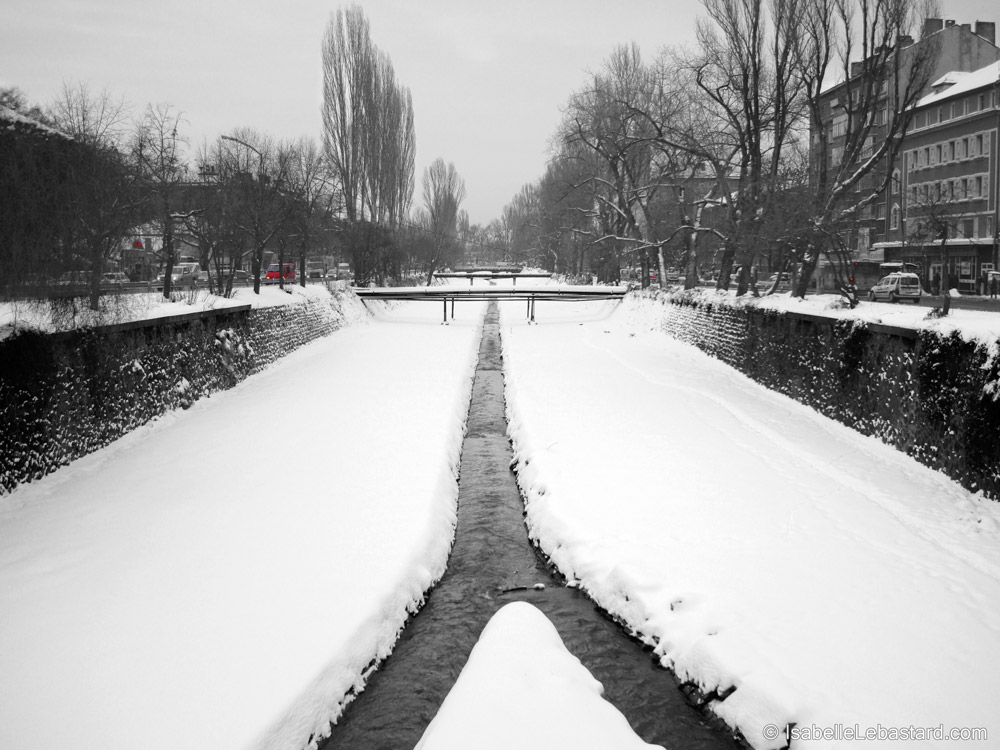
[[0, 105, 71, 139], [917, 60, 1000, 108]]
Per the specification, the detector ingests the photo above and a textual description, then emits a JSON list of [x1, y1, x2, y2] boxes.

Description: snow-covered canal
[[1, 285, 999, 750], [501, 294, 1000, 749], [0, 297, 483, 750]]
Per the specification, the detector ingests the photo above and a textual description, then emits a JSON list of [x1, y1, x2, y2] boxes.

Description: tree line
[[498, 0, 940, 302], [1, 3, 476, 310]]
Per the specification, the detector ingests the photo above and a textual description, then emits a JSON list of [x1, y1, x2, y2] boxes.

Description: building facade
[[812, 18, 999, 291], [888, 63, 1000, 293]]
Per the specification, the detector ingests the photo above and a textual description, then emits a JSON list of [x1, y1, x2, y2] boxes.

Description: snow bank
[[0, 282, 339, 341], [0, 300, 485, 750], [415, 602, 661, 750], [500, 296, 1000, 749]]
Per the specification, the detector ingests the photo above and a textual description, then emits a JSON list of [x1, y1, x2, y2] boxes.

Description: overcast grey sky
[[2, 0, 997, 225]]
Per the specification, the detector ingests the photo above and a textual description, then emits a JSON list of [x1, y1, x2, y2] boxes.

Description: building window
[[979, 93, 986, 111], [988, 216, 995, 238], [976, 175, 984, 198], [831, 114, 848, 138], [890, 203, 900, 230], [892, 169, 900, 194], [857, 229, 870, 252]]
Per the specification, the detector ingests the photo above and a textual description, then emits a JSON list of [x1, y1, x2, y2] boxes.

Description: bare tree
[[664, 0, 808, 295], [793, 0, 941, 300], [321, 4, 415, 230], [282, 137, 338, 288], [219, 130, 293, 293], [48, 83, 140, 310], [131, 103, 189, 299], [420, 158, 467, 283]]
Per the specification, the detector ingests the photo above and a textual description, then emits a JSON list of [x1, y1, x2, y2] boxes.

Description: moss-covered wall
[[658, 293, 1000, 498], [0, 293, 361, 494]]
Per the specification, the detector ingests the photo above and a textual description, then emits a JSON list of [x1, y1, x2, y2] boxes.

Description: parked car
[[159, 262, 201, 286], [101, 272, 130, 285], [56, 271, 94, 286], [265, 262, 296, 283], [868, 272, 922, 303], [761, 272, 791, 292]]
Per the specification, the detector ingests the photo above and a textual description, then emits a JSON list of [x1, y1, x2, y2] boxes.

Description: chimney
[[975, 21, 997, 46], [851, 61, 864, 78], [945, 19, 956, 28], [924, 17, 944, 36], [897, 34, 914, 48]]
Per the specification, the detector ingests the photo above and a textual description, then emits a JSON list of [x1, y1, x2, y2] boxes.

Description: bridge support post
[[451, 297, 455, 319], [443, 298, 448, 325]]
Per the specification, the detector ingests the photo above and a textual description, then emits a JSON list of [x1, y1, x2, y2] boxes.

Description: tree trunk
[[793, 244, 818, 299], [162, 219, 175, 300], [940, 240, 950, 316]]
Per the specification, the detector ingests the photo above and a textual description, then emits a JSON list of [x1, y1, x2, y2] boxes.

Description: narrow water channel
[[319, 302, 738, 749]]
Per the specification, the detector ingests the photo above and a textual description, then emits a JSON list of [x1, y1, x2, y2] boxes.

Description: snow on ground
[[414, 602, 662, 750], [0, 296, 484, 750], [500, 292, 1000, 749], [0, 282, 342, 341], [734, 289, 1000, 355], [5, 276, 1000, 750]]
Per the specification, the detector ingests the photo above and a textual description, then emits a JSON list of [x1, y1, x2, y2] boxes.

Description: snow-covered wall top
[[0, 289, 369, 495]]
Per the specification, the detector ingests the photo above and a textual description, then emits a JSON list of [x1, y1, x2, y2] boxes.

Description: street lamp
[[220, 134, 269, 291]]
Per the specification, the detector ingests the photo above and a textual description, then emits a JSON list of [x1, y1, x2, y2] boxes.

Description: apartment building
[[890, 63, 1000, 293], [811, 18, 999, 291]]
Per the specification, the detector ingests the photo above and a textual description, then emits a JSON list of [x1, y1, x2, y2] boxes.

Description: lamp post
[[220, 134, 268, 293]]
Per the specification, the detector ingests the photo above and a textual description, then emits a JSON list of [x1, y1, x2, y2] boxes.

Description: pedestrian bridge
[[353, 285, 628, 323]]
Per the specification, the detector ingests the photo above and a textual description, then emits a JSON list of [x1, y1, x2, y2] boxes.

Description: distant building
[[810, 18, 999, 291], [888, 62, 1000, 293]]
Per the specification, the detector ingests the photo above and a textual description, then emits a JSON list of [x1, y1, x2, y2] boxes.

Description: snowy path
[[501, 295, 1000, 749], [0, 299, 482, 750]]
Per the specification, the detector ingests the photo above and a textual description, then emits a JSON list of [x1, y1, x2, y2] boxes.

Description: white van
[[868, 272, 922, 303]]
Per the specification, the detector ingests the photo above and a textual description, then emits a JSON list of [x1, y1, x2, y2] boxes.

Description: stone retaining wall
[[0, 291, 364, 494], [652, 291, 1000, 499]]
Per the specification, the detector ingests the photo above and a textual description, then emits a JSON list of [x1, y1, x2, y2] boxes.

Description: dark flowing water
[[319, 302, 739, 749]]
